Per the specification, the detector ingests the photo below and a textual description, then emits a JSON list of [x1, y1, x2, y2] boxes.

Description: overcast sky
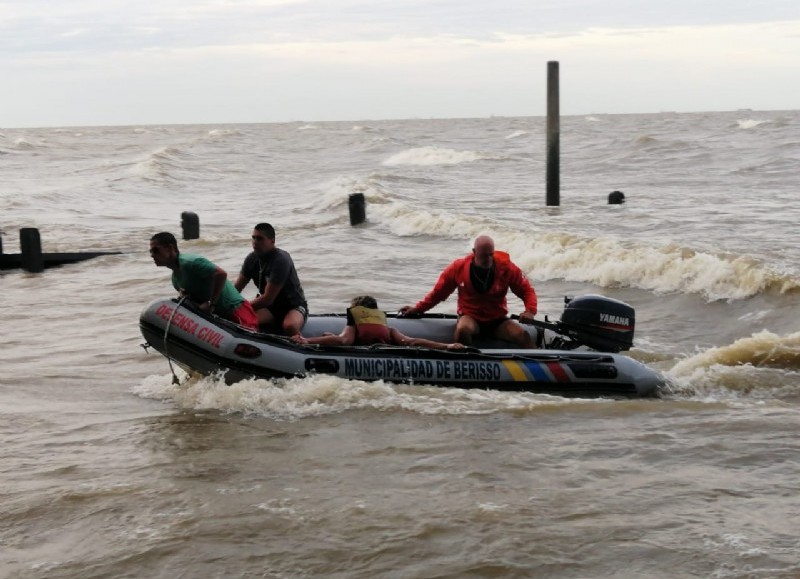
[[2, 0, 798, 128]]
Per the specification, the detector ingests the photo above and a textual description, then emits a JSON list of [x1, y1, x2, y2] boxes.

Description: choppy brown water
[[2, 112, 800, 578]]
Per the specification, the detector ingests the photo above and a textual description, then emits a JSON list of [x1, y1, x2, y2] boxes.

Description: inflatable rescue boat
[[139, 294, 664, 397]]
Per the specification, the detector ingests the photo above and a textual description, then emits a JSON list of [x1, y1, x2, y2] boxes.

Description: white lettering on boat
[[153, 303, 223, 349], [343, 358, 502, 381], [599, 313, 630, 327]]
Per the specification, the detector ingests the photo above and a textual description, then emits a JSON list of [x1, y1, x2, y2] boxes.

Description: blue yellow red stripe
[[502, 360, 529, 381], [502, 359, 573, 383]]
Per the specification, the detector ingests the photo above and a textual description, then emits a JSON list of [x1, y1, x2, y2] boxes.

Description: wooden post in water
[[546, 61, 560, 206], [20, 227, 44, 273], [348, 193, 366, 226], [181, 211, 200, 240]]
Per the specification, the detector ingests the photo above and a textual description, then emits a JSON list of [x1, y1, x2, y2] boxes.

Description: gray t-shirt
[[240, 248, 307, 312]]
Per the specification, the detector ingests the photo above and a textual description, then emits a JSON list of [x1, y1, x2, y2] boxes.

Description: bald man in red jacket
[[400, 235, 537, 347]]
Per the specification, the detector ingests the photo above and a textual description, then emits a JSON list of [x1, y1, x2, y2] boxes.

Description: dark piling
[[181, 211, 200, 240], [546, 61, 560, 206], [348, 193, 366, 226]]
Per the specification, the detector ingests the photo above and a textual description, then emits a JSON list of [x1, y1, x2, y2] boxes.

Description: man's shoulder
[[180, 253, 211, 266], [494, 251, 511, 261], [241, 251, 258, 266], [274, 247, 293, 262]]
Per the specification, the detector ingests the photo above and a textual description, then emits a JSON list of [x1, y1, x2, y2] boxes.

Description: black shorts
[[463, 316, 508, 336], [268, 303, 309, 325]]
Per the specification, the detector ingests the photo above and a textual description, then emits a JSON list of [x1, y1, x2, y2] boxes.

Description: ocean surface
[[2, 111, 800, 578]]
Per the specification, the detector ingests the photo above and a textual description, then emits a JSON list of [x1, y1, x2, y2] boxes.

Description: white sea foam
[[132, 373, 601, 420]]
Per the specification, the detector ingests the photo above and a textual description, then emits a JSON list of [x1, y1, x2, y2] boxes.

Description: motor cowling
[[557, 295, 635, 352]]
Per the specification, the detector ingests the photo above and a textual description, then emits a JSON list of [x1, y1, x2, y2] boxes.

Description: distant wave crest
[[12, 138, 37, 150], [382, 146, 502, 166], [736, 119, 769, 129], [206, 128, 242, 139]]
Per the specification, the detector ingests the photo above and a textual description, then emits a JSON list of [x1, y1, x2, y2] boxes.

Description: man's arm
[[199, 266, 228, 312], [251, 253, 291, 309], [251, 281, 284, 309], [400, 261, 458, 316], [508, 263, 538, 319], [234, 272, 249, 292]]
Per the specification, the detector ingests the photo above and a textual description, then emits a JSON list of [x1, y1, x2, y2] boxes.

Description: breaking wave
[[367, 201, 800, 301], [662, 330, 800, 400], [506, 233, 800, 302], [130, 145, 193, 183], [670, 330, 800, 377]]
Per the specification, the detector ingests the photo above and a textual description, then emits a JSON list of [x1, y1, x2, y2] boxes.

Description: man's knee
[[516, 332, 534, 348], [504, 322, 533, 348], [454, 327, 473, 344], [455, 317, 478, 344], [283, 310, 306, 335], [256, 308, 274, 325]]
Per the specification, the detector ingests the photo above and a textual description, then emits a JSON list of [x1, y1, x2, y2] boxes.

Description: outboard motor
[[557, 295, 635, 352]]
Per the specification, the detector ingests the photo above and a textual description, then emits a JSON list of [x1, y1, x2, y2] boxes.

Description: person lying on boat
[[149, 232, 259, 331], [291, 295, 466, 351], [399, 235, 537, 348], [234, 222, 308, 338]]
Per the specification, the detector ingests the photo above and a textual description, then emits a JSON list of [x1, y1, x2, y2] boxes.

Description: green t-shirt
[[172, 253, 244, 316]]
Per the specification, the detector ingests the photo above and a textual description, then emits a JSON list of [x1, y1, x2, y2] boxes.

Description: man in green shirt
[[149, 232, 258, 330]]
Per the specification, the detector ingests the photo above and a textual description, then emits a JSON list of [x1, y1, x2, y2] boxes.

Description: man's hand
[[518, 310, 536, 324], [398, 305, 419, 317]]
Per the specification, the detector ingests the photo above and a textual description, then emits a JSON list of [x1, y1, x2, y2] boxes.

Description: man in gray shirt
[[234, 223, 308, 336]]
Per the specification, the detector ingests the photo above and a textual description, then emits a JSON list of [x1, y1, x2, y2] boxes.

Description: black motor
[[557, 295, 635, 352]]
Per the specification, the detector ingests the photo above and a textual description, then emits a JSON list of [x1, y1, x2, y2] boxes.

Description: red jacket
[[414, 251, 537, 322]]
